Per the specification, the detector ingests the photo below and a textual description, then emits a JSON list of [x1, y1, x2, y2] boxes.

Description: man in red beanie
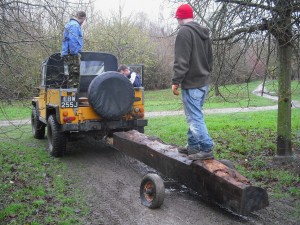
[[171, 4, 214, 160]]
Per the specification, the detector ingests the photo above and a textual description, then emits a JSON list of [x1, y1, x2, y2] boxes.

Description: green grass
[[145, 109, 300, 202], [1, 80, 296, 119], [145, 81, 278, 112], [265, 80, 300, 101], [0, 126, 88, 224], [1, 80, 300, 222], [0, 100, 31, 120], [1, 80, 299, 119]]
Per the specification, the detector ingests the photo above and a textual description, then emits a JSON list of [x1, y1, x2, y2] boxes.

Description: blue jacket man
[[61, 11, 86, 89]]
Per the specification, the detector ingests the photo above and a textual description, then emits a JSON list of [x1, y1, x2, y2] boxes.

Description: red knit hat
[[175, 4, 193, 19]]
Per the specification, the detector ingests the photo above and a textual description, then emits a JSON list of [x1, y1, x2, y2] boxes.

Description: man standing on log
[[171, 4, 214, 160], [61, 11, 86, 89]]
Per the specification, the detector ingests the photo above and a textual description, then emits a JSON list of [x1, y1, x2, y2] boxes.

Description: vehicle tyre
[[88, 71, 134, 120], [140, 173, 165, 209], [47, 115, 66, 157], [31, 107, 45, 139]]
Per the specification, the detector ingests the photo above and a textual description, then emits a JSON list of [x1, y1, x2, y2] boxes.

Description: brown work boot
[[178, 145, 199, 155], [188, 150, 214, 160], [178, 144, 188, 154]]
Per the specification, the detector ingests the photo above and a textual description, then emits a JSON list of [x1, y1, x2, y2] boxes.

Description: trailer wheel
[[31, 107, 45, 139], [140, 173, 165, 209], [47, 115, 66, 157]]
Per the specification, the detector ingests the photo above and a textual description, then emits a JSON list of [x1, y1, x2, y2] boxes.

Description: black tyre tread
[[140, 173, 165, 209], [31, 107, 45, 139], [47, 115, 66, 157]]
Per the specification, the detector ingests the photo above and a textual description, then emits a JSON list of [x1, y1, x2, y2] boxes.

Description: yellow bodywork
[[34, 87, 145, 125]]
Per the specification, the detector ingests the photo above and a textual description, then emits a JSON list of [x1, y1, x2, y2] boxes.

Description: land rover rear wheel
[[31, 107, 45, 139], [47, 115, 66, 157]]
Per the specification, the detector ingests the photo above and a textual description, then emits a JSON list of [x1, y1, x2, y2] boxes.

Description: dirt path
[[62, 138, 298, 225]]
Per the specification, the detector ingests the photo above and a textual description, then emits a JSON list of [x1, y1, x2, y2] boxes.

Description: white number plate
[[61, 96, 78, 108]]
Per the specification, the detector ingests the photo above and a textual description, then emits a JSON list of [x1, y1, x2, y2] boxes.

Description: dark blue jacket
[[128, 71, 141, 87]]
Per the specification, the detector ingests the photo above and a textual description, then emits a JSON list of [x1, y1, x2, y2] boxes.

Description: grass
[[145, 80, 278, 112], [1, 80, 298, 118], [264, 80, 300, 101], [1, 112, 299, 224], [1, 80, 299, 223], [0, 126, 88, 224], [145, 109, 300, 204], [0, 100, 31, 120]]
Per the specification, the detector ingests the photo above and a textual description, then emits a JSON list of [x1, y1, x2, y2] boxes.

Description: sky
[[94, 0, 179, 24]]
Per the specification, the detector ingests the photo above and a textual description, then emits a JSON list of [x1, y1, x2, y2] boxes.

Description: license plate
[[61, 96, 78, 108]]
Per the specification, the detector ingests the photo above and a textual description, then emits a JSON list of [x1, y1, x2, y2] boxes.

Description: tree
[[0, 0, 92, 127], [0, 0, 94, 99], [176, 0, 299, 158], [86, 6, 174, 89]]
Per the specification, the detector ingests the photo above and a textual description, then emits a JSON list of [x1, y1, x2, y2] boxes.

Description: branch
[[0, 0, 82, 9], [215, 0, 274, 11], [216, 0, 300, 13], [0, 1, 46, 8], [215, 22, 268, 41], [293, 3, 300, 12]]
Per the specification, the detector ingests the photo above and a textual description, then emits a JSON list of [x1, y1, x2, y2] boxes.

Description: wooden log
[[113, 130, 269, 215]]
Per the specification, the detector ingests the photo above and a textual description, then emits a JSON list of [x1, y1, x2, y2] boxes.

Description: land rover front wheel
[[47, 115, 66, 157]]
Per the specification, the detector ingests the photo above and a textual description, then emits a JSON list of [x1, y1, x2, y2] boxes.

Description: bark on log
[[113, 130, 269, 215]]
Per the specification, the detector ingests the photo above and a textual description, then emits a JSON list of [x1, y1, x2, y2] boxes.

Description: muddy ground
[[62, 137, 299, 225]]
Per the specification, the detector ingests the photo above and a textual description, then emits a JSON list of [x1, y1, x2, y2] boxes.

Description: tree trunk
[[214, 83, 220, 96], [276, 44, 292, 156], [275, 0, 293, 157]]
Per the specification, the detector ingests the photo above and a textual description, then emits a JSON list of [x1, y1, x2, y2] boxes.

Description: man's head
[[175, 4, 194, 26], [117, 65, 130, 76], [74, 11, 86, 25]]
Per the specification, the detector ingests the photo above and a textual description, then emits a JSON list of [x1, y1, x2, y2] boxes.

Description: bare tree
[[86, 5, 174, 89], [0, 0, 92, 123]]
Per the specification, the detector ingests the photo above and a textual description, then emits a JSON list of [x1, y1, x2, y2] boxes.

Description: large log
[[113, 130, 269, 215]]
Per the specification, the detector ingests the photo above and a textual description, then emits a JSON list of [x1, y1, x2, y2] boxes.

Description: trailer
[[113, 130, 269, 216]]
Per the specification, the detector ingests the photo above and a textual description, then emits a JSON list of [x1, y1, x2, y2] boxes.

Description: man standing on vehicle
[[171, 4, 214, 160], [61, 11, 86, 89]]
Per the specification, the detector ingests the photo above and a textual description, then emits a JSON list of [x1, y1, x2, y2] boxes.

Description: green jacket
[[172, 21, 213, 89]]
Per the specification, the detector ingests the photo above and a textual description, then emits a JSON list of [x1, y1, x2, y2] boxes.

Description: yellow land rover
[[31, 52, 147, 157]]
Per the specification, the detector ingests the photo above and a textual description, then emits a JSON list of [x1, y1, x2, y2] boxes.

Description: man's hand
[[172, 84, 179, 95]]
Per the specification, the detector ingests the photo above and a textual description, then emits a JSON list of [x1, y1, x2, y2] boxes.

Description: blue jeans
[[182, 86, 214, 152]]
